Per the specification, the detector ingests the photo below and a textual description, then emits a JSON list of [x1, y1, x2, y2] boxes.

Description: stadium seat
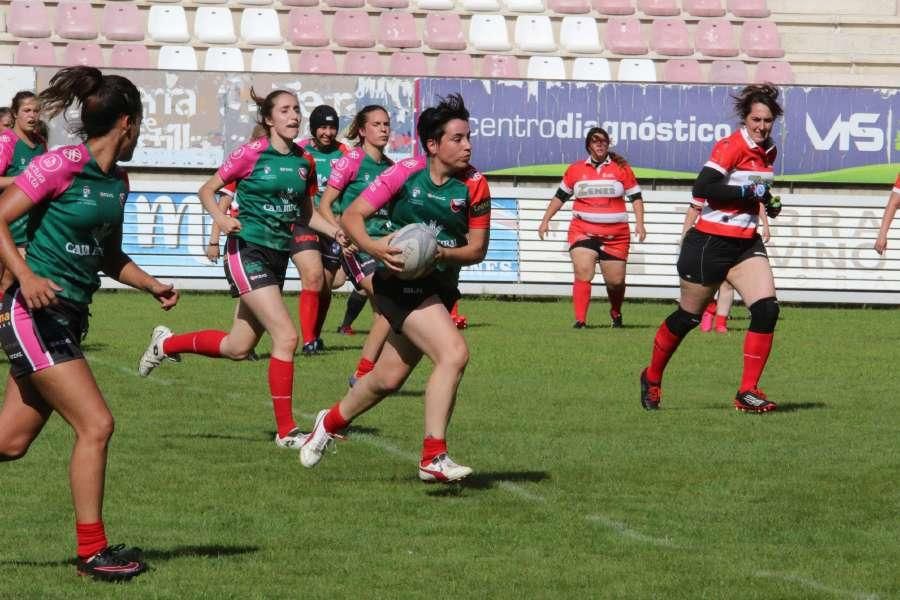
[[250, 47, 291, 71], [593, 0, 634, 15], [571, 57, 611, 80], [195, 0, 229, 3], [110, 44, 151, 69], [369, 0, 410, 7], [617, 57, 657, 81], [15, 40, 56, 66], [604, 17, 647, 55], [662, 58, 704, 82], [559, 16, 601, 53], [547, 0, 591, 13], [481, 54, 519, 78], [204, 47, 245, 71], [468, 15, 511, 52], [63, 42, 103, 66], [378, 12, 420, 49], [326, 0, 365, 7], [435, 53, 475, 77], [650, 18, 691, 56], [333, 10, 376, 48], [289, 10, 328, 46], [147, 6, 190, 44], [344, 51, 384, 75], [637, 0, 679, 16], [56, 1, 98, 40], [526, 56, 565, 79], [695, 19, 738, 57], [753, 60, 794, 84], [728, 0, 769, 18], [282, 0, 318, 5], [740, 20, 783, 58], [416, 0, 455, 9], [241, 8, 283, 45], [462, 0, 502, 10], [195, 7, 237, 45], [7, 1, 52, 38], [157, 45, 198, 70], [708, 59, 748, 83], [389, 52, 429, 76], [101, 4, 145, 42], [239, 0, 274, 5], [296, 49, 339, 73], [424, 14, 466, 51], [505, 0, 545, 12], [515, 16, 556, 52], [685, 0, 724, 17]]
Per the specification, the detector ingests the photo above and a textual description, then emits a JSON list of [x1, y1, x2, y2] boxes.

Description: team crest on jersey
[[402, 159, 418, 169], [298, 167, 308, 179], [263, 165, 271, 175], [62, 147, 82, 163], [82, 186, 91, 198], [450, 198, 466, 213], [39, 154, 63, 172], [249, 139, 263, 151]]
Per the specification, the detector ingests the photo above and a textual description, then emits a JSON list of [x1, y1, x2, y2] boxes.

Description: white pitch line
[[755, 571, 880, 600], [585, 515, 680, 548]]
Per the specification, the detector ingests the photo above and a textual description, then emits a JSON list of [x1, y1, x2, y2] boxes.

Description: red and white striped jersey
[[557, 157, 641, 224], [693, 127, 776, 239]]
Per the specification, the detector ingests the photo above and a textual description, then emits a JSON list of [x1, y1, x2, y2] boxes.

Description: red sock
[[421, 437, 447, 464], [704, 301, 717, 315], [573, 280, 591, 322], [646, 322, 683, 384], [162, 330, 226, 357], [450, 300, 460, 318], [268, 357, 296, 437], [715, 315, 728, 330], [314, 290, 331, 339], [740, 331, 774, 392], [354, 358, 375, 378], [76, 521, 108, 559], [323, 402, 349, 433], [299, 290, 319, 345], [608, 286, 625, 317]]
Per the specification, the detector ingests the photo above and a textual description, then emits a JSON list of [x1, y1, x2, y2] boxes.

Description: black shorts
[[341, 251, 378, 291], [224, 237, 289, 298], [0, 286, 89, 379], [372, 271, 461, 334], [569, 237, 625, 262], [677, 228, 768, 285], [290, 224, 341, 271]]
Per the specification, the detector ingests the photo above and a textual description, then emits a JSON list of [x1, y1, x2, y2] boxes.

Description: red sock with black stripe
[[162, 330, 226, 357], [647, 322, 682, 383], [76, 521, 108, 559], [268, 357, 296, 437], [421, 437, 447, 464], [573, 280, 591, 322], [299, 290, 319, 345]]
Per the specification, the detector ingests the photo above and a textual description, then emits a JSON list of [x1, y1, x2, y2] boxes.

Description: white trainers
[[417, 453, 473, 483], [299, 409, 334, 468], [138, 325, 179, 377], [275, 427, 308, 449]]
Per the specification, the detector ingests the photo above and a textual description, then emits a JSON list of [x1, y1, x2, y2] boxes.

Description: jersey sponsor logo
[[24, 164, 45, 188], [402, 159, 418, 169], [470, 199, 491, 217], [0, 134, 11, 144], [336, 156, 350, 170], [39, 153, 63, 172], [65, 242, 103, 257], [62, 147, 82, 163], [263, 165, 271, 175], [450, 198, 466, 213], [229, 146, 246, 159]]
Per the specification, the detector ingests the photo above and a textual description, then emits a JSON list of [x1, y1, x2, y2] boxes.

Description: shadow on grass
[[774, 402, 827, 412], [425, 470, 550, 497], [577, 324, 654, 330], [162, 432, 265, 443], [389, 389, 424, 398], [81, 342, 108, 351], [345, 425, 380, 436], [0, 545, 259, 569]]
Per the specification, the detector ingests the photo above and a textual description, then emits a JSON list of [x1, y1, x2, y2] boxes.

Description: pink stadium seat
[[754, 60, 794, 84], [436, 53, 475, 77], [282, 0, 319, 5], [662, 58, 704, 82], [378, 12, 420, 49], [109, 44, 151, 69], [424, 14, 466, 51], [56, 0, 98, 40], [326, 0, 365, 7], [296, 49, 339, 73], [695, 19, 738, 57], [740, 20, 783, 58], [101, 3, 145, 42], [650, 18, 691, 56], [593, 0, 634, 15], [684, 0, 725, 16], [63, 42, 103, 66], [389, 52, 429, 76], [333, 10, 376, 48], [548, 0, 591, 14], [481, 54, 520, 78], [7, 1, 52, 38], [728, 0, 769, 18], [15, 41, 56, 66], [369, 0, 410, 7], [289, 9, 329, 46], [604, 17, 648, 55], [637, 0, 679, 16], [344, 51, 384, 74], [708, 59, 749, 84]]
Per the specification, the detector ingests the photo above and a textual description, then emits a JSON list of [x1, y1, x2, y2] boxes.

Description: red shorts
[[567, 218, 630, 261]]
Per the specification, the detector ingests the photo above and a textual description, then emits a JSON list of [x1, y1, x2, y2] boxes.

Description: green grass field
[[0, 292, 897, 599]]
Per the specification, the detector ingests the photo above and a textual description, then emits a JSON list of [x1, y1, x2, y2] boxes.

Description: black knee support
[[748, 296, 779, 333], [665, 307, 702, 338]]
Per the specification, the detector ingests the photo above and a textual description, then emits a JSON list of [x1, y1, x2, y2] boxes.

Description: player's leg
[[0, 375, 52, 461], [598, 258, 626, 327], [715, 281, 735, 333], [569, 245, 598, 327], [292, 248, 325, 354]]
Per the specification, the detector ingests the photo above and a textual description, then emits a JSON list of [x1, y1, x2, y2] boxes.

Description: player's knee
[[372, 369, 405, 396], [665, 307, 702, 337], [748, 296, 779, 333], [303, 272, 324, 291], [78, 414, 115, 447], [271, 327, 299, 352], [0, 437, 31, 461]]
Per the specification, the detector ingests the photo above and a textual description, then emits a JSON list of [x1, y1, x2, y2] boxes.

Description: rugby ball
[[392, 223, 438, 280]]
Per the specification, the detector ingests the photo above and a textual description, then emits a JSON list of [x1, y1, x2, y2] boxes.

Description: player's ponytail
[[249, 87, 295, 136]]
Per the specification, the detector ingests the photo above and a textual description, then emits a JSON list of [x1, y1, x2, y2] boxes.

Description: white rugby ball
[[392, 223, 438, 280]]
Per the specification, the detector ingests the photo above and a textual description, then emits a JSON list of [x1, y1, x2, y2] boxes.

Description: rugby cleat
[[314, 338, 326, 352], [76, 544, 147, 582], [275, 427, 308, 449], [301, 341, 318, 356], [610, 310, 623, 328], [138, 326, 180, 377], [734, 388, 777, 413], [336, 325, 355, 335], [452, 314, 468, 330], [640, 368, 661, 410], [573, 321, 587, 329], [418, 453, 473, 483], [299, 409, 335, 468]]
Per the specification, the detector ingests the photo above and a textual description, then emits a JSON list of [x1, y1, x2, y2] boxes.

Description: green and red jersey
[[298, 138, 349, 207], [327, 146, 393, 236], [0, 130, 46, 245]]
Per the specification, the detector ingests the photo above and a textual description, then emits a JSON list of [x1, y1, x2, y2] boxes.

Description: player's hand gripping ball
[[391, 223, 438, 280]]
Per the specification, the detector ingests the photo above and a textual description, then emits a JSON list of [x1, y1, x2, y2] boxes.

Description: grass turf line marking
[[754, 571, 880, 600], [585, 515, 680, 548]]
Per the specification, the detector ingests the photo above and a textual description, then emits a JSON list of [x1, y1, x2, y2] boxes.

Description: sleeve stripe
[[704, 161, 728, 175], [690, 197, 706, 207], [624, 185, 641, 196]]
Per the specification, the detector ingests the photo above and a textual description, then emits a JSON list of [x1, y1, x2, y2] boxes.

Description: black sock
[[341, 291, 367, 328]]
